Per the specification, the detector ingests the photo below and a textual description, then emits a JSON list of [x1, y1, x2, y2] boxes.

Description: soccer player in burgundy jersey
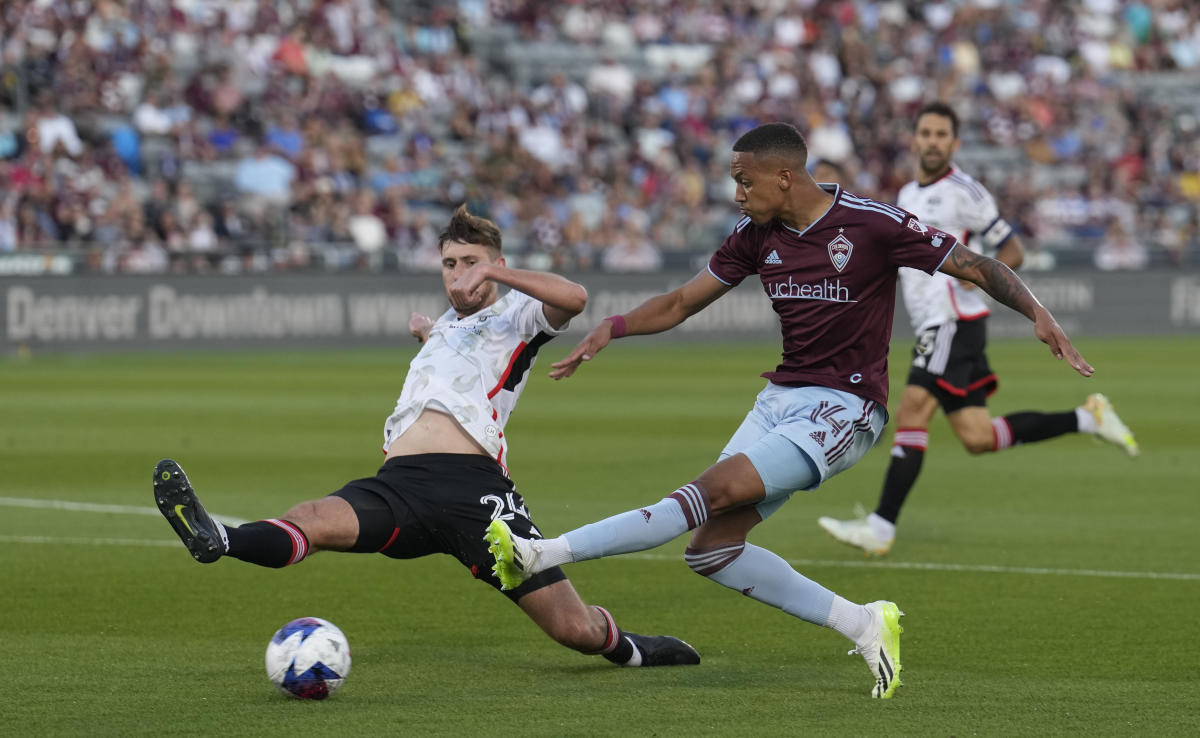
[[153, 206, 699, 670], [486, 122, 1093, 699], [818, 102, 1139, 557]]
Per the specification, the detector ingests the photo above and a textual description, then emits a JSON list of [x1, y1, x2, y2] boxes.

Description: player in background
[[817, 101, 1139, 557], [485, 123, 1095, 699], [153, 205, 699, 669], [811, 158, 848, 188]]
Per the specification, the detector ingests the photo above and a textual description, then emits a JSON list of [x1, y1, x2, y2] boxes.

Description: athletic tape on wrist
[[606, 315, 627, 338]]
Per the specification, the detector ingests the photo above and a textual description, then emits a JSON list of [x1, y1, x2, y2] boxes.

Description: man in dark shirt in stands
[[485, 123, 1094, 699]]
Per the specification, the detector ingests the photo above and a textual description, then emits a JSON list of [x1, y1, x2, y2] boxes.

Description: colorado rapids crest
[[827, 228, 853, 272]]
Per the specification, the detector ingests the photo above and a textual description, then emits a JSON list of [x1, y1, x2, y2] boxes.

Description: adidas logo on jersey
[[809, 431, 827, 447], [764, 249, 782, 265]]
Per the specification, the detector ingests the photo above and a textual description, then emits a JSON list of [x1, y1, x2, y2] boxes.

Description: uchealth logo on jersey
[[827, 228, 853, 272]]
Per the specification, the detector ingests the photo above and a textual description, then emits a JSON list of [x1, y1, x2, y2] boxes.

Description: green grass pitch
[[2, 336, 1197, 736]]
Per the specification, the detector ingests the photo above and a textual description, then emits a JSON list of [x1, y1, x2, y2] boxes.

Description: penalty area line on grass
[[624, 552, 1200, 582]]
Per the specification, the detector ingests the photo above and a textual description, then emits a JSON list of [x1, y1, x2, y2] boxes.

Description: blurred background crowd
[[0, 0, 1197, 275]]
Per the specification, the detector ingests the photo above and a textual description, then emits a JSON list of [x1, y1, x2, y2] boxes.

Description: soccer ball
[[265, 617, 351, 700]]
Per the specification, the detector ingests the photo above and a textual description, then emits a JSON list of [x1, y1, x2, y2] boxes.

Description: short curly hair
[[732, 123, 809, 166], [438, 204, 502, 255]]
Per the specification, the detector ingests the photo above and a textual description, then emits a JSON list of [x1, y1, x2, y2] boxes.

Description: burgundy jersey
[[708, 185, 956, 407]]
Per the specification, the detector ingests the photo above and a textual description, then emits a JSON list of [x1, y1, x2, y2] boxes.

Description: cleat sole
[[484, 519, 525, 591]]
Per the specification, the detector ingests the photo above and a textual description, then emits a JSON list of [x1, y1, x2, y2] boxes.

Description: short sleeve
[[889, 214, 958, 274], [958, 187, 1013, 253], [959, 186, 1001, 233], [707, 218, 761, 286], [505, 290, 567, 339]]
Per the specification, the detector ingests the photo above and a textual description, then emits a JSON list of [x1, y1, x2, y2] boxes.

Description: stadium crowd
[[0, 0, 1197, 274]]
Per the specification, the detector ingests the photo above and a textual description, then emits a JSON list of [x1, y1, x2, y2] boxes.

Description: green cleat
[[850, 600, 904, 699], [485, 519, 532, 591]]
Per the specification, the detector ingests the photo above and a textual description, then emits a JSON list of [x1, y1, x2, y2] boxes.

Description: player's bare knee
[[282, 500, 319, 523], [282, 498, 355, 550], [697, 480, 737, 514], [694, 461, 763, 514]]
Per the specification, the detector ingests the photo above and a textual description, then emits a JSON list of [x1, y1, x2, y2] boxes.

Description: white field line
[[0, 496, 249, 526], [0, 535, 179, 547], [624, 552, 1200, 582], [2, 497, 1197, 582]]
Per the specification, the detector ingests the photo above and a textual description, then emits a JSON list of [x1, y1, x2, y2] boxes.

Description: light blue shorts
[[718, 382, 887, 521]]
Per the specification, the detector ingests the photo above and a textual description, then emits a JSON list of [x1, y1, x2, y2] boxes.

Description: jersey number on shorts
[[810, 402, 849, 435], [913, 328, 937, 368], [480, 492, 530, 523]]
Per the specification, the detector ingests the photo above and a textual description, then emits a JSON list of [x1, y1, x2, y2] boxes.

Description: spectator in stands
[[266, 112, 305, 161], [33, 97, 83, 159], [2, 0, 1196, 272], [234, 140, 296, 205], [134, 91, 182, 138], [347, 188, 388, 266], [586, 55, 636, 113], [1094, 217, 1150, 271], [0, 196, 17, 252], [602, 218, 663, 273], [186, 210, 219, 268]]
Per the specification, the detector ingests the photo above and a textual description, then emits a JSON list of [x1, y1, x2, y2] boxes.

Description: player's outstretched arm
[[549, 269, 731, 380], [450, 263, 587, 329], [938, 243, 1093, 377]]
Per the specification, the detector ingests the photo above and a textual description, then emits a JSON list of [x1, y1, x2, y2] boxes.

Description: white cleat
[[850, 600, 904, 699], [818, 507, 893, 557], [1084, 393, 1139, 458]]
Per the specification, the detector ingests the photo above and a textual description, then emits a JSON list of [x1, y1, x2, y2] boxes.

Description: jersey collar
[[916, 165, 956, 189], [779, 183, 839, 239]]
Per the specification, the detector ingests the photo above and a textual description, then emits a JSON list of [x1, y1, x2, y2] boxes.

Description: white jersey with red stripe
[[382, 289, 566, 472], [896, 166, 1013, 332]]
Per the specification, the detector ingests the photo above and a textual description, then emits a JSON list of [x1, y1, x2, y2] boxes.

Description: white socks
[[528, 535, 573, 571], [866, 512, 896, 541], [1076, 406, 1098, 434], [825, 596, 872, 643]]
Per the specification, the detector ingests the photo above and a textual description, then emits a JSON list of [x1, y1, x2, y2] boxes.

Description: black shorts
[[905, 318, 998, 413], [329, 453, 566, 602]]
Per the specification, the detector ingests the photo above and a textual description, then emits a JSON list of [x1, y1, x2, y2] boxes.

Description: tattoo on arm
[[948, 246, 1038, 320]]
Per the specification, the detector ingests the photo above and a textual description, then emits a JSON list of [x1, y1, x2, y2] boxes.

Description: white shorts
[[719, 382, 887, 520]]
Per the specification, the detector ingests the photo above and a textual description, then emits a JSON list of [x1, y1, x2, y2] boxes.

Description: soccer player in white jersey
[[153, 205, 699, 668], [485, 122, 1097, 698], [817, 102, 1139, 557]]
